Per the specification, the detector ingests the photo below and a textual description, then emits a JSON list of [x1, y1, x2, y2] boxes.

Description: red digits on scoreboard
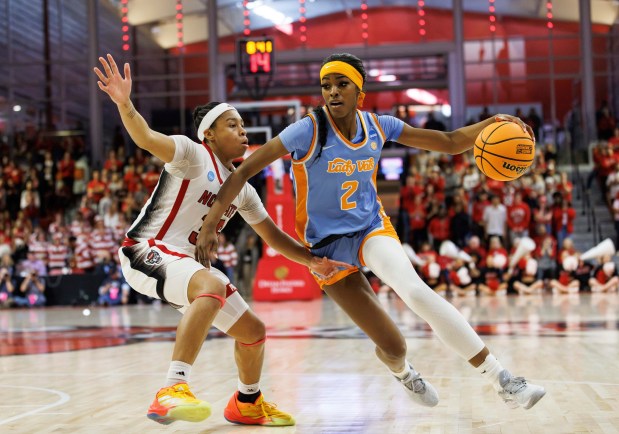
[[250, 52, 271, 73]]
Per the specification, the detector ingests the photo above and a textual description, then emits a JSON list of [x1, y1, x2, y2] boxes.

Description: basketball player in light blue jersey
[[197, 53, 546, 411]]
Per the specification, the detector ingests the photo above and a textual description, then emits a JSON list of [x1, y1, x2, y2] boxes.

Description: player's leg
[[148, 268, 225, 425], [120, 243, 224, 425], [219, 304, 295, 426], [324, 271, 439, 407], [362, 235, 545, 409]]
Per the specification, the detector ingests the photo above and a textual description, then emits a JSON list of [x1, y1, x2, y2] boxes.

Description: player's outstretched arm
[[93, 53, 175, 163], [250, 216, 352, 279], [395, 114, 533, 155]]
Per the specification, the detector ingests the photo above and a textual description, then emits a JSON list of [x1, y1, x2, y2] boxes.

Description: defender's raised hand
[[309, 256, 353, 280], [93, 53, 132, 106]]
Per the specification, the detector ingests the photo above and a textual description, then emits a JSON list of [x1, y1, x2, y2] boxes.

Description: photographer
[[0, 267, 15, 308], [14, 269, 46, 307]]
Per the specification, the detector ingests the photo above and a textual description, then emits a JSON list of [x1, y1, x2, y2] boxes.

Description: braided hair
[[312, 53, 367, 161]]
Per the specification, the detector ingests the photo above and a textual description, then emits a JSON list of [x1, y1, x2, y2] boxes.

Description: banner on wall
[[253, 173, 322, 301]]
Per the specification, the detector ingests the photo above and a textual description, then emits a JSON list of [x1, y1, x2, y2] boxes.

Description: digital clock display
[[236, 38, 274, 76]]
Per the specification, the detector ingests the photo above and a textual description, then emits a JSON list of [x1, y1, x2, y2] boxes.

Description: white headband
[[197, 103, 238, 141]]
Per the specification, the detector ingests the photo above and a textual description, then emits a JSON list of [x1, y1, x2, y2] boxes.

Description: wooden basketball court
[[1, 293, 618, 433]]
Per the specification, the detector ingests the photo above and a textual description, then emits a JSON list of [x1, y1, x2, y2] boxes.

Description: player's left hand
[[494, 114, 535, 143], [309, 256, 353, 280]]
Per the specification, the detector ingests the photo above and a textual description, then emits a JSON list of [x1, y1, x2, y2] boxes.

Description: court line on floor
[[0, 386, 70, 426], [1, 374, 617, 387]]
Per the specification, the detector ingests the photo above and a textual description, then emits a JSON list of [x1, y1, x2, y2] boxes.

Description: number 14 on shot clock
[[236, 37, 274, 76]]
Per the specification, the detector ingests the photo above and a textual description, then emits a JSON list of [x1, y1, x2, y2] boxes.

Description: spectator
[[428, 205, 451, 251], [507, 192, 531, 246], [589, 256, 619, 293], [86, 170, 107, 204], [47, 233, 69, 275], [18, 251, 47, 277], [596, 101, 616, 141], [73, 153, 90, 197], [551, 199, 576, 250], [483, 195, 507, 244], [13, 269, 46, 307], [0, 266, 15, 308], [57, 151, 75, 197], [217, 233, 239, 283], [103, 149, 124, 173], [450, 201, 471, 248], [527, 108, 542, 141], [423, 112, 446, 131], [98, 265, 130, 306]]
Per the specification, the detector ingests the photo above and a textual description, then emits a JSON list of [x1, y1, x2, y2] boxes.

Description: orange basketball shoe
[[224, 391, 295, 426], [147, 383, 211, 425]]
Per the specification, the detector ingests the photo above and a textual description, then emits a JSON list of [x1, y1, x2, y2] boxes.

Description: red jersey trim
[[202, 141, 224, 184], [148, 239, 190, 258]]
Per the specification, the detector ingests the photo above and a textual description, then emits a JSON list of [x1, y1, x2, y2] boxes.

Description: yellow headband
[[319, 61, 366, 108]]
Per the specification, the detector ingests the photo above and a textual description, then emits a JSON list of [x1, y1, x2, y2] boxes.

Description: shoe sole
[[147, 404, 211, 425], [523, 389, 546, 410], [224, 415, 295, 426]]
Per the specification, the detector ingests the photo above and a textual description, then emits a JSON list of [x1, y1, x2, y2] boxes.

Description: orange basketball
[[473, 121, 535, 181]]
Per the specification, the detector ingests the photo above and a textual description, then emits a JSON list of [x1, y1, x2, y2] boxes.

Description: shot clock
[[236, 37, 275, 77]]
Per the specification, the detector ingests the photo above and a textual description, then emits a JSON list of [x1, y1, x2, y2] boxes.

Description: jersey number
[[188, 218, 226, 245], [340, 181, 358, 211]]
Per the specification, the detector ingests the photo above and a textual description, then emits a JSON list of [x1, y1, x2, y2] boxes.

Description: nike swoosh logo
[[322, 145, 337, 150]]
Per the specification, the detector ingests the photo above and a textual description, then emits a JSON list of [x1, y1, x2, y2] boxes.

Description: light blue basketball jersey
[[279, 107, 404, 246]]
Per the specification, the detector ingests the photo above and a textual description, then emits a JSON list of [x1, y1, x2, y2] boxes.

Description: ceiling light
[[406, 88, 438, 105], [378, 74, 397, 82]]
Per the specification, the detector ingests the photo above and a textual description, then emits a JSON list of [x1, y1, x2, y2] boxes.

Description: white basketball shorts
[[118, 239, 248, 333]]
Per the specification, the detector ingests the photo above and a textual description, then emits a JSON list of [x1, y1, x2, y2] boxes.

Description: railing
[[571, 139, 601, 245]]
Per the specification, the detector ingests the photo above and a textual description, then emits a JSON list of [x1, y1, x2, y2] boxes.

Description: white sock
[[238, 379, 260, 395], [165, 361, 192, 387], [391, 361, 417, 380], [477, 354, 504, 391]]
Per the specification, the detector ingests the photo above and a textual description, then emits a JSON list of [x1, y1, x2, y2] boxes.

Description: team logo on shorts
[[208, 171, 215, 181], [145, 250, 162, 265], [370, 141, 377, 150]]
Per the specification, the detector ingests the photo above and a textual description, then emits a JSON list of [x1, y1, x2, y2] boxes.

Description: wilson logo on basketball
[[502, 162, 527, 174], [516, 144, 533, 155]]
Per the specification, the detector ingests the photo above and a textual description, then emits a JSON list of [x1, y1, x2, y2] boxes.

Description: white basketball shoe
[[498, 370, 546, 409]]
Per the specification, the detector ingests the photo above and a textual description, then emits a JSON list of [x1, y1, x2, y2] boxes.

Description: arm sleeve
[[278, 116, 314, 159], [377, 115, 405, 141], [237, 183, 269, 225]]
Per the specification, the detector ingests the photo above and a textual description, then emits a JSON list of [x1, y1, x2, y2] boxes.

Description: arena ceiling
[[119, 0, 619, 49]]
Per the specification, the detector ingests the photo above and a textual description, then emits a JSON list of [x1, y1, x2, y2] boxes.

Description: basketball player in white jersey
[[94, 54, 348, 427]]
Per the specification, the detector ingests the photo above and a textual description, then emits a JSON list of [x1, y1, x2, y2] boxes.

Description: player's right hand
[[195, 228, 219, 269], [93, 53, 132, 106]]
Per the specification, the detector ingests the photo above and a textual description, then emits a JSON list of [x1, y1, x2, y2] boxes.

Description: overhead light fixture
[[368, 69, 380, 77], [378, 74, 397, 82], [13, 105, 21, 112], [247, 1, 293, 34], [406, 88, 438, 105]]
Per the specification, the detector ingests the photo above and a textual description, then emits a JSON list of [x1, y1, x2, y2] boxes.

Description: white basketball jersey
[[126, 135, 267, 257]]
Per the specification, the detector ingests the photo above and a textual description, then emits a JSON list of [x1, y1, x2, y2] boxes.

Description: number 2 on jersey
[[340, 181, 358, 210]]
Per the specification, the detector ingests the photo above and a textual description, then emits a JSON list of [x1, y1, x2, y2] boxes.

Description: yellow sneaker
[[147, 383, 211, 425], [224, 391, 295, 426]]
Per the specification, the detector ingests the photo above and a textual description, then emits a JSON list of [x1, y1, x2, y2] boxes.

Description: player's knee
[[239, 319, 266, 345]]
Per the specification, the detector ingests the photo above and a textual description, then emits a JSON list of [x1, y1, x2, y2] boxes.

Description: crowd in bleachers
[[0, 129, 244, 308], [1, 105, 618, 308], [370, 107, 619, 298]]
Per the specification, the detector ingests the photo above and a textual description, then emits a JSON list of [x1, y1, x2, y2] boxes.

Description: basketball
[[473, 121, 535, 181]]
